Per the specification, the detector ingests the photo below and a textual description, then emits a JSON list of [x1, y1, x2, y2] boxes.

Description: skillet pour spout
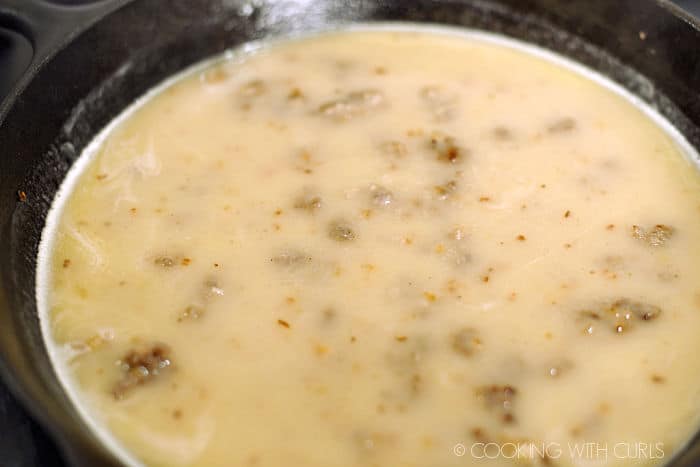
[[0, 0, 700, 465]]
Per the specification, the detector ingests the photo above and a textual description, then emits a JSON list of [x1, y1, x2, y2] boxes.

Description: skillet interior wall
[[0, 0, 699, 465]]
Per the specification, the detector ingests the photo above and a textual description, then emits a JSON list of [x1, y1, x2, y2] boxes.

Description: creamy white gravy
[[38, 26, 700, 467]]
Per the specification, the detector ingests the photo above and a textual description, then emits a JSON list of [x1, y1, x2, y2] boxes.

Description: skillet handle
[[0, 0, 128, 106]]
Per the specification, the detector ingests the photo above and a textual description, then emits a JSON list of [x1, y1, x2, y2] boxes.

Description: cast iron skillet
[[1, 0, 700, 465]]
